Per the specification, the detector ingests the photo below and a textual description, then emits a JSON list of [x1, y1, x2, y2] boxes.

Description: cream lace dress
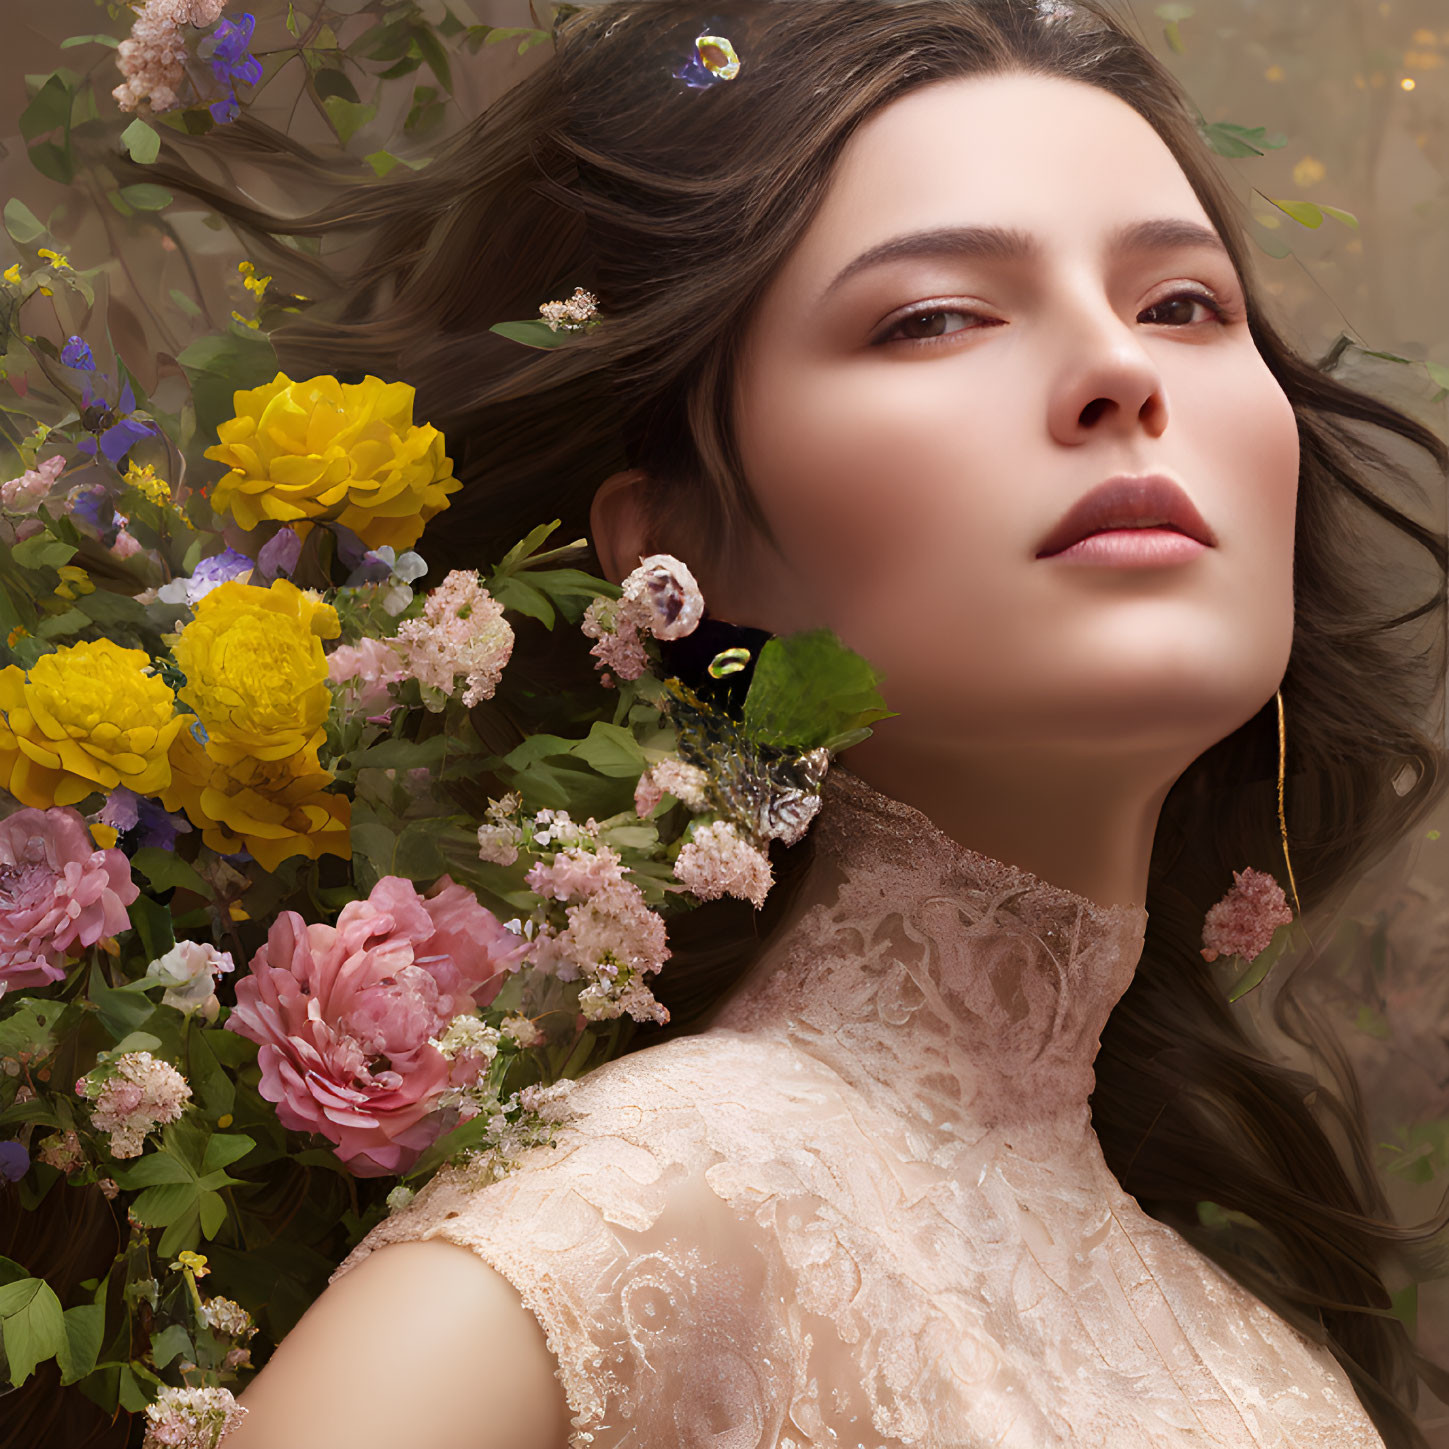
[[330, 770, 1386, 1448]]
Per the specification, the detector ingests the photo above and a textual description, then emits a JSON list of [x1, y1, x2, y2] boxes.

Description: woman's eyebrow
[[818, 217, 1231, 302]]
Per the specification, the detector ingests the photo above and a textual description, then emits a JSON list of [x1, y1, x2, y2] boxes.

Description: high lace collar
[[711, 767, 1151, 1157]]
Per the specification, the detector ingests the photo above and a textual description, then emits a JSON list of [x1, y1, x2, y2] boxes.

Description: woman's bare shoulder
[[220, 1238, 571, 1449]]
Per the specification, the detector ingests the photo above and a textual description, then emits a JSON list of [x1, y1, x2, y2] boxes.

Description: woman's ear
[[590, 468, 656, 584]]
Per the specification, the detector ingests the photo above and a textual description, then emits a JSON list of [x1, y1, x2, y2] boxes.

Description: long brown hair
[[131, 1, 1449, 1443]]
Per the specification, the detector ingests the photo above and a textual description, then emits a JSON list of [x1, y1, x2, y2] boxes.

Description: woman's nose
[[1045, 288, 1170, 446]]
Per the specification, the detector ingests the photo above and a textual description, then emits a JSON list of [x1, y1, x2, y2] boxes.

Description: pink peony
[[0, 807, 139, 990], [1200, 865, 1294, 963], [225, 875, 528, 1176]]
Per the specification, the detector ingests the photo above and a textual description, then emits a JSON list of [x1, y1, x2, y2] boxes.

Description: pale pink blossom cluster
[[36, 1128, 85, 1174], [1200, 865, 1295, 963], [546, 878, 671, 1024], [0, 807, 140, 992], [394, 570, 515, 708], [0, 454, 65, 512], [538, 287, 598, 332], [143, 939, 236, 1021], [198, 1294, 257, 1342], [581, 554, 704, 682], [327, 635, 408, 716], [225, 875, 528, 1176], [111, 528, 145, 559], [500, 1013, 545, 1048], [428, 1013, 502, 1068], [674, 819, 774, 909], [113, 0, 228, 115], [634, 757, 710, 816], [581, 597, 649, 681], [82, 1050, 193, 1159], [525, 843, 627, 902], [141, 1383, 247, 1449]]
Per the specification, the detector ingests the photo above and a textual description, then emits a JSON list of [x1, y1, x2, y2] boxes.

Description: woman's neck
[[710, 768, 1152, 1161]]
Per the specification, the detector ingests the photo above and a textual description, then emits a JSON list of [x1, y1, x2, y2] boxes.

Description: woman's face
[[713, 71, 1298, 765]]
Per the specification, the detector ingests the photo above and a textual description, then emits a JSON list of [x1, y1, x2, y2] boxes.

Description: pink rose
[[0, 807, 139, 990], [225, 875, 527, 1176]]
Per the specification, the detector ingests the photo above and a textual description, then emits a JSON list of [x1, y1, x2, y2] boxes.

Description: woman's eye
[[877, 287, 1230, 348], [1139, 288, 1228, 327], [877, 308, 988, 345]]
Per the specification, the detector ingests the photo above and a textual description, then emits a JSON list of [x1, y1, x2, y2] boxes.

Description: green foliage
[[742, 629, 895, 753]]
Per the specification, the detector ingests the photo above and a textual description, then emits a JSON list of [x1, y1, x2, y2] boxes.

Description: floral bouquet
[[0, 229, 902, 1449]]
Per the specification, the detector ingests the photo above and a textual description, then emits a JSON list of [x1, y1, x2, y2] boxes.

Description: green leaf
[[20, 74, 72, 141], [130, 847, 214, 900], [115, 183, 172, 211], [201, 1133, 255, 1174], [741, 629, 894, 752], [130, 1182, 198, 1228], [111, 1153, 194, 1190], [3, 198, 46, 245], [60, 34, 121, 49], [28, 142, 76, 186], [11, 532, 77, 570], [128, 892, 177, 966], [120, 119, 160, 165], [570, 721, 647, 778], [198, 1190, 228, 1238], [313, 68, 360, 104], [56, 1303, 104, 1384], [1265, 197, 1324, 229], [322, 96, 377, 145], [1198, 121, 1287, 158], [117, 1362, 150, 1411], [149, 1322, 193, 1369], [412, 25, 453, 93], [491, 575, 554, 627], [157, 1204, 202, 1258], [87, 958, 165, 1040], [488, 319, 575, 350], [1318, 204, 1359, 229], [0, 1277, 65, 1386], [1426, 362, 1449, 393]]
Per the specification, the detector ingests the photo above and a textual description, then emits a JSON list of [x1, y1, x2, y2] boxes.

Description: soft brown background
[[4, 0, 1449, 1441]]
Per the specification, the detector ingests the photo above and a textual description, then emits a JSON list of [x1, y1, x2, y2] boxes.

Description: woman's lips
[[1042, 526, 1208, 565]]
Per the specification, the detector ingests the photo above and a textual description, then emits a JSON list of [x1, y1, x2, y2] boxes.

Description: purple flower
[[74, 378, 159, 469], [207, 13, 262, 123], [61, 336, 95, 370], [257, 526, 302, 580], [0, 1141, 28, 1184], [192, 547, 255, 591], [99, 787, 142, 836], [211, 14, 263, 86], [69, 485, 112, 532], [133, 796, 193, 853]]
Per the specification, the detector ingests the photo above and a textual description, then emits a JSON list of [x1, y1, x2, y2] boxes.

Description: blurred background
[[3, 0, 1449, 1442]]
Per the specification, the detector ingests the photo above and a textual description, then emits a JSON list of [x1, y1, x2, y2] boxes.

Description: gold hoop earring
[[1276, 686, 1303, 917]]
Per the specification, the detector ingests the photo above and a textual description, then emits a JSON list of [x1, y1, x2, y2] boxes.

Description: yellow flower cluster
[[160, 579, 351, 872], [0, 640, 186, 808], [125, 461, 171, 507], [203, 373, 461, 552], [36, 247, 71, 298], [230, 261, 272, 330]]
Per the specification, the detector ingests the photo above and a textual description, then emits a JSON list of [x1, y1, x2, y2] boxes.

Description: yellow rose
[[168, 578, 340, 770], [160, 728, 351, 873], [0, 639, 184, 808], [203, 373, 462, 551]]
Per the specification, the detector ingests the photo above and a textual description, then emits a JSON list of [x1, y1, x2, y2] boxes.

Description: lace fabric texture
[[330, 770, 1386, 1448]]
